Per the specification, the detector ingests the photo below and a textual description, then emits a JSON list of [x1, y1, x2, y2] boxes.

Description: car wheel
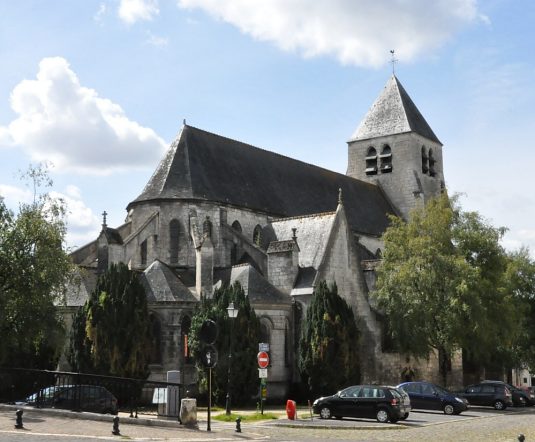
[[400, 412, 409, 420], [494, 400, 505, 410], [376, 408, 389, 423], [319, 406, 332, 419], [443, 404, 455, 415]]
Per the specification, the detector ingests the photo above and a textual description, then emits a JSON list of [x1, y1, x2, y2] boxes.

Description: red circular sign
[[257, 351, 269, 369]]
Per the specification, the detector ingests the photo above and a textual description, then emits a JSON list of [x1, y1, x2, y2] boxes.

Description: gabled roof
[[268, 212, 336, 269], [213, 264, 291, 304], [129, 125, 396, 236], [141, 260, 197, 303], [350, 75, 441, 145]]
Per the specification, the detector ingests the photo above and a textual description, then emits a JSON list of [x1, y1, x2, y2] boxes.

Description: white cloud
[[50, 188, 101, 249], [94, 3, 107, 24], [0, 182, 101, 248], [0, 57, 167, 175], [178, 0, 484, 67], [146, 30, 169, 47], [119, 0, 159, 24], [0, 184, 32, 205]]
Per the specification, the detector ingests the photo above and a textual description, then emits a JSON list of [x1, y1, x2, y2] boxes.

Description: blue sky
[[1, 0, 534, 254]]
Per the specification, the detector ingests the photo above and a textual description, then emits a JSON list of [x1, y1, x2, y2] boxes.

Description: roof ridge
[[271, 211, 336, 223]]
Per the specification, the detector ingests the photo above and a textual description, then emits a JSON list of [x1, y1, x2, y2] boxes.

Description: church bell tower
[[346, 75, 445, 220]]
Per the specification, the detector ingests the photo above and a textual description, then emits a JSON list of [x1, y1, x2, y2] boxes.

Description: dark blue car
[[397, 381, 468, 415]]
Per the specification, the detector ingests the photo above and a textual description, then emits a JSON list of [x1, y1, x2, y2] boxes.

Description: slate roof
[[128, 125, 396, 236], [227, 264, 292, 305], [213, 265, 291, 304], [141, 260, 197, 303], [102, 227, 123, 245], [268, 213, 336, 269], [350, 75, 441, 145]]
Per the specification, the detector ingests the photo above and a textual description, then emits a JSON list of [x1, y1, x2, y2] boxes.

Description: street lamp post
[[225, 301, 239, 415]]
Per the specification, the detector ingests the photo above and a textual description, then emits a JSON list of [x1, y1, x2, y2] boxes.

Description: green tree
[[0, 164, 72, 368], [373, 194, 520, 384], [68, 263, 151, 379], [189, 282, 260, 406], [298, 281, 360, 398], [501, 248, 535, 370]]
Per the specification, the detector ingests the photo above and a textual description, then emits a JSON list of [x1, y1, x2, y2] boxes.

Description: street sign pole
[[259, 380, 263, 415], [207, 368, 211, 432]]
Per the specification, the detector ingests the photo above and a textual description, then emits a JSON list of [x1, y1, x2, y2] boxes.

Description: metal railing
[[0, 367, 183, 418]]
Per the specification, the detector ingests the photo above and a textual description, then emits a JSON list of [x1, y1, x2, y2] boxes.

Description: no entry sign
[[257, 351, 269, 369]]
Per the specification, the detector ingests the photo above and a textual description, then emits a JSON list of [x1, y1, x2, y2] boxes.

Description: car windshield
[[390, 389, 402, 399], [26, 386, 61, 401], [434, 385, 451, 395]]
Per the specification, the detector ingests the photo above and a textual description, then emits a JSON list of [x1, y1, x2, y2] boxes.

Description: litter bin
[[286, 399, 296, 420]]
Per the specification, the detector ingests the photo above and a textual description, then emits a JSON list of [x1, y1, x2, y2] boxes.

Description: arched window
[[365, 147, 378, 175], [149, 313, 162, 364], [181, 315, 192, 363], [421, 146, 428, 174], [231, 220, 242, 234], [169, 219, 180, 264], [429, 149, 436, 177], [253, 224, 262, 246], [203, 217, 212, 238], [380, 145, 392, 173], [140, 239, 147, 265]]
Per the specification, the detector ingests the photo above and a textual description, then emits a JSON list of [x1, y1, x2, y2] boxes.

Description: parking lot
[[1, 403, 535, 441]]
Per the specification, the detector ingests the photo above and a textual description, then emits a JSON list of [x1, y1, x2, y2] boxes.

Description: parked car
[[19, 385, 118, 414], [389, 385, 411, 420], [397, 381, 468, 415], [519, 386, 535, 406], [457, 382, 513, 410], [481, 381, 528, 407], [312, 385, 410, 423], [18, 386, 69, 407]]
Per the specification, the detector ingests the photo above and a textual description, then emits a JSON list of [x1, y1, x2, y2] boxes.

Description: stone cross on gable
[[102, 210, 108, 229]]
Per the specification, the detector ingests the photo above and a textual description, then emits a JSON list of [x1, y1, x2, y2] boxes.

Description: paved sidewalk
[[0, 406, 259, 441], [0, 402, 395, 441]]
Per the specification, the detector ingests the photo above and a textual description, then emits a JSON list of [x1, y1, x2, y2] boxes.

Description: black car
[[519, 386, 535, 406], [20, 385, 118, 414], [481, 381, 528, 407], [397, 381, 468, 415], [312, 385, 410, 423], [458, 382, 514, 410]]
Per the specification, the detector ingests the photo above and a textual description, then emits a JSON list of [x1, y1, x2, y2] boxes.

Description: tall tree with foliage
[[298, 281, 360, 397], [0, 164, 72, 368], [189, 283, 260, 406], [68, 263, 152, 379], [373, 194, 520, 384], [501, 248, 535, 370]]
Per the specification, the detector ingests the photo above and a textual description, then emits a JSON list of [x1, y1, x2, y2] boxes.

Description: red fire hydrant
[[286, 399, 296, 420]]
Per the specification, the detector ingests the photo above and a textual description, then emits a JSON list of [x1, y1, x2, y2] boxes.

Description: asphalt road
[[1, 405, 534, 441]]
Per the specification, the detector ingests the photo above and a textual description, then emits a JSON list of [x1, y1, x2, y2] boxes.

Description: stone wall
[[347, 132, 444, 220], [125, 201, 271, 270]]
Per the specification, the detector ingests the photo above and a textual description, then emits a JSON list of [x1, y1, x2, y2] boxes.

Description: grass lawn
[[213, 412, 279, 422]]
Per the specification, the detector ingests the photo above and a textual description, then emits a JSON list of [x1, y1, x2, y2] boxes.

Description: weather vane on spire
[[390, 50, 398, 75]]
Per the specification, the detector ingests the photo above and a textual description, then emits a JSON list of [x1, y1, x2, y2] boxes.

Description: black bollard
[[235, 417, 242, 433], [518, 435, 525, 442], [15, 409, 23, 429], [112, 416, 120, 436]]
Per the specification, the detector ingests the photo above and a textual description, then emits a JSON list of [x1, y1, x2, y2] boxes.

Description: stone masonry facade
[[63, 74, 463, 400]]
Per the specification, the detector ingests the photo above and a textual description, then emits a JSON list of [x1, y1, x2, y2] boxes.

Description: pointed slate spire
[[350, 75, 441, 145]]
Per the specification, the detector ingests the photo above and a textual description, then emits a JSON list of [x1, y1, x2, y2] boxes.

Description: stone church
[[63, 75, 461, 398]]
